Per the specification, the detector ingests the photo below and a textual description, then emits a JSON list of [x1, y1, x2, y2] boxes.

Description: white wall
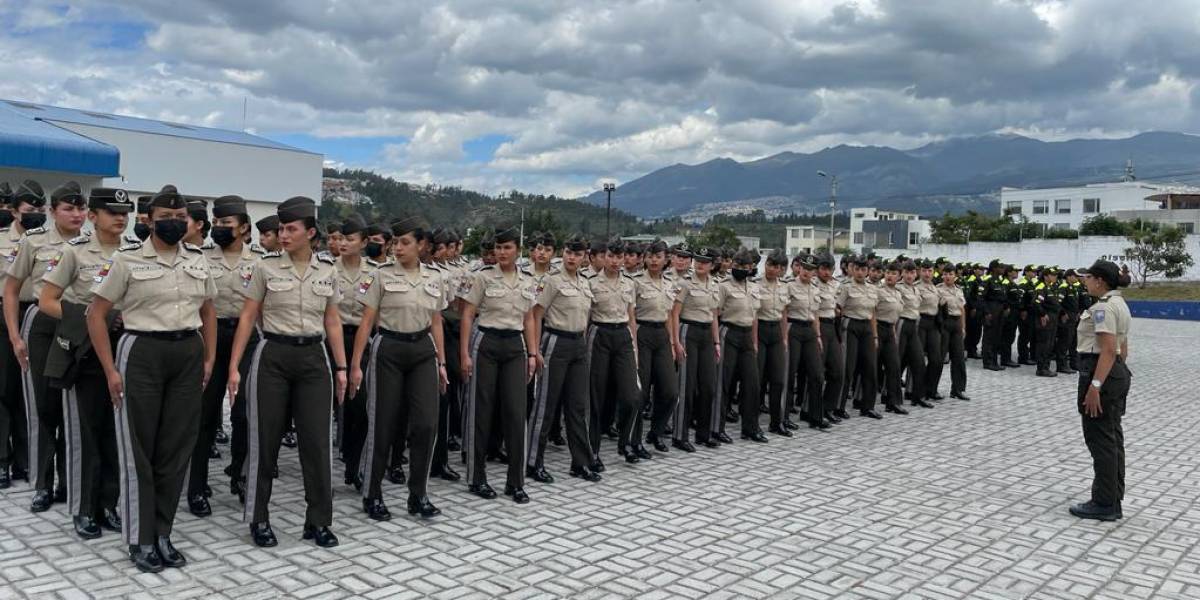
[[872, 235, 1200, 281]]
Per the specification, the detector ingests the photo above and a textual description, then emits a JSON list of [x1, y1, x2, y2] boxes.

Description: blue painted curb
[[1126, 300, 1200, 321]]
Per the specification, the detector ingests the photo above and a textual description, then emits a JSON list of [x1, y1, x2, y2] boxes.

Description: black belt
[[378, 327, 430, 343], [217, 318, 239, 329], [592, 321, 627, 330], [877, 320, 895, 326], [680, 319, 711, 327], [819, 317, 835, 324], [757, 319, 780, 327], [920, 314, 938, 320], [787, 318, 812, 327], [848, 317, 870, 323], [544, 326, 583, 339], [479, 326, 522, 338], [264, 332, 323, 346], [901, 317, 917, 323], [720, 322, 750, 332], [126, 329, 197, 341], [636, 320, 666, 329]]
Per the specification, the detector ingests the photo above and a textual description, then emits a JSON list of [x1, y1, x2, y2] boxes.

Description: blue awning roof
[[0, 102, 120, 177]]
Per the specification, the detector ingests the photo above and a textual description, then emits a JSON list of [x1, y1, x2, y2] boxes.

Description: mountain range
[[583, 132, 1200, 219]]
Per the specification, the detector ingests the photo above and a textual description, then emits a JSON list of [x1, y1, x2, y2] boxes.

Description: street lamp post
[[818, 171, 838, 254], [603, 182, 616, 238]]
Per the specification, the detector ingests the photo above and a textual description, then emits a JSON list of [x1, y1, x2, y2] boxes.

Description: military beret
[[255, 214, 279, 233], [942, 263, 959, 273], [1078, 260, 1120, 288], [624, 241, 643, 255], [480, 231, 495, 250], [277, 196, 316, 222], [431, 229, 453, 246], [1064, 268, 1078, 277], [765, 249, 787, 266], [669, 243, 691, 258], [693, 247, 719, 263], [51, 181, 86, 207], [884, 260, 901, 272], [150, 185, 186, 210], [340, 214, 366, 236], [852, 255, 869, 267], [88, 188, 132, 213], [814, 253, 835, 268], [606, 239, 625, 254], [390, 215, 424, 237], [534, 231, 558, 249], [588, 239, 608, 254], [212, 195, 248, 219], [901, 260, 918, 271], [186, 197, 208, 219], [15, 180, 46, 207], [365, 222, 392, 239], [796, 254, 817, 269], [563, 234, 588, 252], [493, 226, 519, 245], [0, 182, 12, 206]]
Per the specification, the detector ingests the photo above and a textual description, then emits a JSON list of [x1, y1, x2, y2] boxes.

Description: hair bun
[[1117, 273, 1132, 288]]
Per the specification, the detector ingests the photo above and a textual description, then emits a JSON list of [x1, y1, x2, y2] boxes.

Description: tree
[[688, 224, 741, 250], [1124, 225, 1195, 288], [1045, 227, 1079, 239], [929, 211, 1043, 243], [1080, 215, 1130, 236]]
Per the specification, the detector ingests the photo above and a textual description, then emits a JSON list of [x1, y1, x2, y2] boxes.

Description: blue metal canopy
[[0, 101, 120, 177]]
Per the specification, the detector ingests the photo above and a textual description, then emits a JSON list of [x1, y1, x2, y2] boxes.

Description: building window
[[1005, 201, 1022, 216], [888, 232, 895, 245], [909, 232, 919, 246], [1032, 200, 1048, 215], [853, 212, 865, 218], [853, 232, 863, 244], [790, 230, 798, 239], [1083, 198, 1101, 213], [1055, 199, 1071, 214], [1182, 223, 1195, 234], [804, 229, 813, 238]]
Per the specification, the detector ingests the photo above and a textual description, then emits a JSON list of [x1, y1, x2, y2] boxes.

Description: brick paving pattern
[[1, 317, 1198, 599]]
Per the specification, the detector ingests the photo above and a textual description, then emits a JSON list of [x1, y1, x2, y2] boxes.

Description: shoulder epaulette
[[182, 242, 204, 253], [23, 226, 46, 237], [317, 251, 336, 265], [249, 243, 267, 254], [621, 272, 635, 280], [261, 250, 283, 259], [426, 263, 444, 272], [478, 264, 496, 272], [200, 241, 216, 250], [581, 271, 597, 280], [67, 234, 90, 246], [118, 241, 142, 252], [122, 234, 141, 245]]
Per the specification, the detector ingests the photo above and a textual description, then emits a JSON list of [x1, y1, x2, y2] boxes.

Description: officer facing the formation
[[0, 181, 37, 489], [783, 254, 826, 430], [458, 226, 539, 504], [1069, 260, 1132, 522], [226, 196, 348, 549], [87, 185, 218, 573], [669, 247, 720, 451], [936, 264, 970, 400], [39, 187, 131, 538], [189, 195, 260, 515], [837, 256, 881, 419], [634, 240, 678, 453], [587, 239, 640, 468], [715, 249, 766, 441], [754, 250, 789, 437], [349, 216, 448, 520], [528, 235, 601, 482], [5, 181, 87, 512]]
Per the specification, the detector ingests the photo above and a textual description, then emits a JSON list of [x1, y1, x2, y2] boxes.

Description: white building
[[849, 208, 930, 252], [999, 181, 1200, 231], [0, 99, 323, 229], [784, 225, 849, 256]]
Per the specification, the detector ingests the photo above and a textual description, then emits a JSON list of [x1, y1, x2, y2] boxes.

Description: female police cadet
[[458, 226, 539, 504], [349, 216, 448, 520], [782, 254, 826, 432], [527, 235, 600, 483], [334, 215, 371, 489], [1069, 259, 1132, 522], [39, 188, 130, 539], [936, 264, 970, 401], [754, 250, 788, 438], [716, 249, 766, 442], [226, 197, 348, 549], [5, 181, 87, 512], [897, 262, 932, 409], [587, 239, 641, 470], [668, 247, 720, 452], [916, 261, 944, 401], [87, 186, 218, 573], [874, 262, 909, 414], [837, 256, 881, 419], [633, 240, 677, 455]]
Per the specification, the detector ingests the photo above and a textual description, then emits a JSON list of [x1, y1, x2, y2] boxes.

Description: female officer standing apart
[[350, 216, 448, 520], [226, 197, 348, 548], [87, 186, 217, 573], [459, 226, 539, 504], [1069, 259, 1132, 522]]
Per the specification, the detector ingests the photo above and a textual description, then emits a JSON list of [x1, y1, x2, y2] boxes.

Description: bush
[[1045, 227, 1079, 239], [1080, 215, 1130, 236]]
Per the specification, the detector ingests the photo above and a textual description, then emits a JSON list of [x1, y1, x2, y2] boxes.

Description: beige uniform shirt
[[815, 278, 838, 319], [898, 282, 921, 320], [439, 260, 465, 321], [1077, 291, 1130, 355], [205, 245, 261, 319], [589, 271, 635, 324], [335, 256, 372, 327], [755, 278, 788, 322], [632, 271, 675, 323], [938, 284, 966, 317], [92, 242, 217, 331], [5, 225, 72, 302], [836, 280, 878, 320], [243, 251, 340, 337], [535, 270, 593, 333], [785, 279, 819, 322], [0, 227, 21, 292], [673, 275, 719, 324], [358, 262, 446, 333], [43, 235, 120, 305], [459, 265, 536, 331], [875, 285, 903, 323], [916, 282, 941, 316], [716, 279, 760, 327]]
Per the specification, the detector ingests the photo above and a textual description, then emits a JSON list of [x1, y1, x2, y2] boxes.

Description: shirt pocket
[[182, 266, 210, 297], [264, 278, 298, 311]]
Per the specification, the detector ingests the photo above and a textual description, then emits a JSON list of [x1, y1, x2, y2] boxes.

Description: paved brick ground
[[1, 317, 1198, 599]]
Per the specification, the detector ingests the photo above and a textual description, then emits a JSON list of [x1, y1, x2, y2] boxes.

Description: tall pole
[[603, 182, 616, 239], [519, 206, 525, 254], [827, 175, 838, 253]]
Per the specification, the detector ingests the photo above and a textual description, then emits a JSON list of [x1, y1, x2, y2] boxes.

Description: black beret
[[88, 188, 133, 213], [493, 226, 519, 245], [341, 214, 366, 236], [884, 260, 902, 272], [136, 195, 152, 215], [277, 196, 316, 223], [255, 214, 279, 232], [1078, 260, 1120, 288], [624, 241, 643, 255], [52, 181, 86, 207], [563, 234, 588, 252], [186, 197, 208, 219], [365, 223, 392, 239], [814, 253, 835, 268], [212, 195, 248, 219], [150, 185, 186, 210], [390, 215, 424, 237], [15, 180, 45, 207], [0, 182, 12, 206], [325, 222, 341, 234]]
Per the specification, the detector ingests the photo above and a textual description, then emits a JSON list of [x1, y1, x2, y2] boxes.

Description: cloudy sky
[[2, 0, 1197, 197]]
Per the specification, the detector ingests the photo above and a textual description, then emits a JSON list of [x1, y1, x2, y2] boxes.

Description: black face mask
[[20, 213, 46, 230], [153, 219, 188, 245], [210, 225, 237, 248], [0, 211, 13, 229], [133, 222, 151, 241], [365, 242, 384, 259], [732, 267, 754, 281]]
